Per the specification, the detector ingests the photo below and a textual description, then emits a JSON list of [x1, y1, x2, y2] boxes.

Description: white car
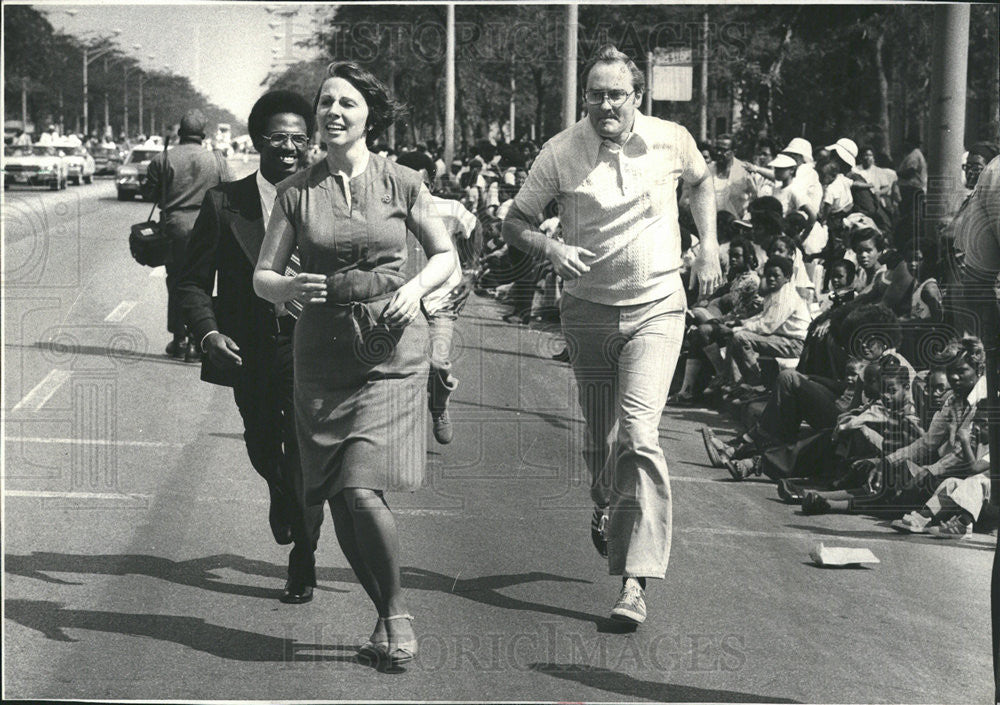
[[3, 144, 68, 190], [55, 143, 96, 185], [116, 145, 164, 201]]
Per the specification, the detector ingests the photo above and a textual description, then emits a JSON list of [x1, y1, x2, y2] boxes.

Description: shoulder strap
[[147, 135, 171, 222]]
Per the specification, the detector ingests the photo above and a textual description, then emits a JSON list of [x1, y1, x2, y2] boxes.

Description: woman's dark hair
[[247, 90, 315, 152], [763, 255, 794, 280], [900, 237, 941, 281], [728, 236, 758, 273], [942, 335, 987, 375], [583, 44, 645, 94], [314, 61, 407, 143], [850, 227, 884, 251], [824, 258, 857, 289]]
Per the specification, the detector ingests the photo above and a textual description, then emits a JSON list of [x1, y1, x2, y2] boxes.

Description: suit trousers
[[561, 289, 686, 578], [232, 328, 324, 585]]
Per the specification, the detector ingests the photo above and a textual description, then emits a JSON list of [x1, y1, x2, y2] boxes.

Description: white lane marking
[[4, 436, 184, 448], [148, 267, 166, 279], [5, 490, 149, 501], [104, 300, 138, 322], [10, 370, 71, 412]]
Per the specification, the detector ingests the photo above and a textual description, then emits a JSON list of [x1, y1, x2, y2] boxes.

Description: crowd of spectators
[[388, 130, 997, 541]]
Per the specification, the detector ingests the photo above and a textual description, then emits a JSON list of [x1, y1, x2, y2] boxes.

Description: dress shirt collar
[[255, 170, 277, 222]]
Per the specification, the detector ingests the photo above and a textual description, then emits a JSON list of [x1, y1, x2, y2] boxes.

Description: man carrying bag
[[144, 109, 231, 361]]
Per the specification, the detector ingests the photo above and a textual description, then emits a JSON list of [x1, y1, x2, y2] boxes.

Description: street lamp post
[[80, 30, 121, 136], [123, 52, 152, 140]]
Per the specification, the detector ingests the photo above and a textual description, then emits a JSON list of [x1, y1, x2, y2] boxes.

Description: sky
[[36, 1, 325, 124]]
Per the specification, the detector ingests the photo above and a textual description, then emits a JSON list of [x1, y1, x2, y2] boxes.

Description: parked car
[[92, 145, 124, 176], [56, 143, 96, 185], [3, 144, 67, 190], [116, 145, 163, 200]]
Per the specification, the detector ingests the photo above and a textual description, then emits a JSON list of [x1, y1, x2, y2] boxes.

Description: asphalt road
[[3, 158, 994, 702]]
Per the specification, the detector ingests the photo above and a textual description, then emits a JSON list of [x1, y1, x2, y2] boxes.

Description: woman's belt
[[323, 267, 405, 305]]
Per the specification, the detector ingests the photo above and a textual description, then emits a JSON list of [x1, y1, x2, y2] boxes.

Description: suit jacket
[[176, 173, 276, 387]]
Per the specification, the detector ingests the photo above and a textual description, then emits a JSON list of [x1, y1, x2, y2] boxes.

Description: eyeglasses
[[262, 132, 309, 148], [583, 89, 634, 107]]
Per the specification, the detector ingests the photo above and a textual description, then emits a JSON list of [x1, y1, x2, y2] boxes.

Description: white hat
[[842, 212, 881, 234], [826, 138, 858, 168], [783, 137, 813, 163], [769, 153, 797, 169]]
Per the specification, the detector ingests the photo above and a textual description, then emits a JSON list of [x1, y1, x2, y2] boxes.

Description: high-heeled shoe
[[357, 617, 387, 661], [380, 614, 417, 665]]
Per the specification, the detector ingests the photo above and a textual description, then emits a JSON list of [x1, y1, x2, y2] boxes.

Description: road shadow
[[5, 552, 348, 599], [6, 552, 611, 629], [528, 662, 801, 703], [450, 399, 581, 430], [396, 566, 619, 630], [17, 341, 188, 367], [5, 599, 360, 663]]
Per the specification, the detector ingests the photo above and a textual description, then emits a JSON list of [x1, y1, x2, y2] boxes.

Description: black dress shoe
[[551, 347, 570, 363], [280, 581, 313, 604], [268, 490, 294, 546]]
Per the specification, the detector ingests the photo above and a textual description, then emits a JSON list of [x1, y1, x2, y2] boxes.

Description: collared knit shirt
[[511, 112, 708, 306]]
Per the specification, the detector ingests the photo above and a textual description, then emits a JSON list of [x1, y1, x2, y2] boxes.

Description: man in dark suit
[[176, 91, 323, 603]]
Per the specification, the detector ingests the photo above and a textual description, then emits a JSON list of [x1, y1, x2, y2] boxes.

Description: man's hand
[[545, 240, 595, 281], [204, 332, 242, 370], [689, 244, 724, 299]]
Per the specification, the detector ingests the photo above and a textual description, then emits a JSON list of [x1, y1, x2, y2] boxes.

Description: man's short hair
[[583, 44, 645, 94], [840, 304, 902, 352], [396, 150, 436, 180], [763, 255, 793, 279], [248, 90, 315, 153], [749, 196, 783, 218], [178, 109, 207, 138]]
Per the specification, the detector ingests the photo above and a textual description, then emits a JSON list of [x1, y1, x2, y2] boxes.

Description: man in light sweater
[[502, 44, 722, 625]]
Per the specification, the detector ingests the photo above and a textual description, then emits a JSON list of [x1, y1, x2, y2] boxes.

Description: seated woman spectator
[[815, 259, 857, 313], [673, 237, 762, 403], [796, 227, 890, 377], [723, 255, 812, 392], [891, 407, 990, 537], [801, 335, 987, 514]]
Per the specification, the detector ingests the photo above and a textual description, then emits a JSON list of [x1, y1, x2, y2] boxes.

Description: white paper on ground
[[810, 542, 880, 566]]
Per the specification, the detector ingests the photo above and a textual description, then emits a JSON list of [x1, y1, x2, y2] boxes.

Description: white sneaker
[[610, 583, 646, 624]]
